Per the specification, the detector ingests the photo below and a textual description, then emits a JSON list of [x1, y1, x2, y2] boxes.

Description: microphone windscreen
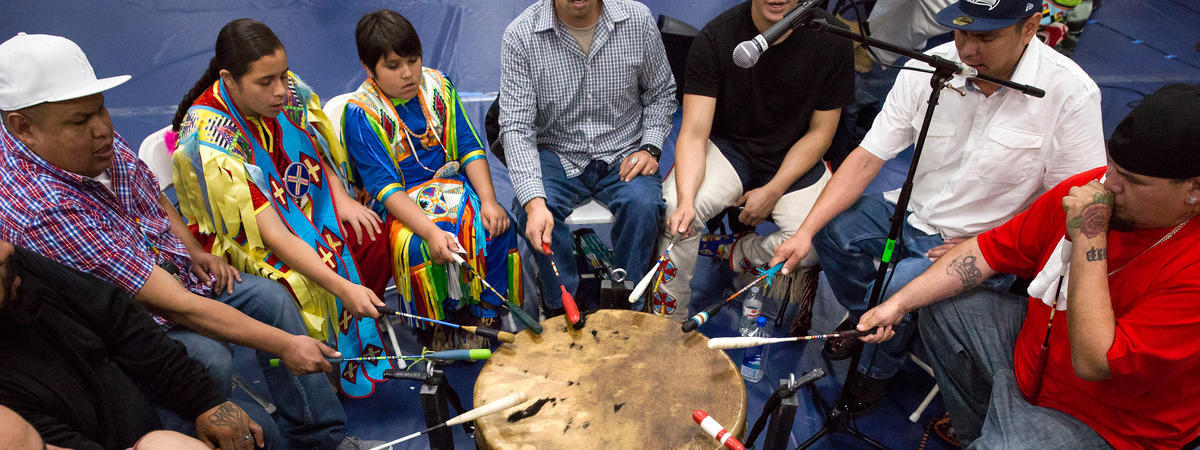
[[732, 40, 760, 69]]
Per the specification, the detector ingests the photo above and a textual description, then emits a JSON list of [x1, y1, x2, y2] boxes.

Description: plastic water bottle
[[741, 316, 769, 382], [738, 287, 763, 336]]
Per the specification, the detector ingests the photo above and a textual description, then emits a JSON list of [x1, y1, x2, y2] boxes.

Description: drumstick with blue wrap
[[681, 262, 783, 332], [370, 392, 528, 449], [376, 306, 516, 343]]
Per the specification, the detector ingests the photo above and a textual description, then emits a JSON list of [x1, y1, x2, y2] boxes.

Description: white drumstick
[[446, 392, 527, 426], [629, 241, 674, 303], [370, 392, 527, 449], [707, 336, 798, 349], [707, 329, 875, 349]]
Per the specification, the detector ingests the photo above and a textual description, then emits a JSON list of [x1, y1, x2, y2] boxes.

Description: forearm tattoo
[[208, 402, 242, 428], [1067, 192, 1114, 239], [946, 254, 983, 291], [1086, 247, 1107, 262]]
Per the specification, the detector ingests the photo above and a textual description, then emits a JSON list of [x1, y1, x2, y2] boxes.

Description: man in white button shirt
[[770, 0, 1105, 411]]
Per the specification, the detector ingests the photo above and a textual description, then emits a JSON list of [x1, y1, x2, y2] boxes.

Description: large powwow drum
[[473, 309, 747, 449]]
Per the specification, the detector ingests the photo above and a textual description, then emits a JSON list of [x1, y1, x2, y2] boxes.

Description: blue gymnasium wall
[[0, 0, 739, 145], [4, 1, 1199, 145]]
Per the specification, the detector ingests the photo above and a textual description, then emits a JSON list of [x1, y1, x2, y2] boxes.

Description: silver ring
[[243, 434, 253, 440], [631, 156, 639, 164]]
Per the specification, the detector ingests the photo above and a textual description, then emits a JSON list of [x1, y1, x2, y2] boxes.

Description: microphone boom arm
[[805, 18, 1045, 98]]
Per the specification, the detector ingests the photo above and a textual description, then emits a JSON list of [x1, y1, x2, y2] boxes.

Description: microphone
[[732, 0, 821, 68]]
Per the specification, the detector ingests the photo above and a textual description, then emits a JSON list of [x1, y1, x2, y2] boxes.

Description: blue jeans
[[815, 195, 1012, 379], [919, 289, 1110, 448], [512, 151, 664, 312], [167, 274, 346, 449]]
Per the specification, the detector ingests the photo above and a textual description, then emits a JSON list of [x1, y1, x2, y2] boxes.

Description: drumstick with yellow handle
[[541, 243, 582, 328], [268, 349, 492, 367], [377, 306, 516, 344], [706, 329, 875, 349], [369, 392, 528, 450], [629, 240, 675, 303]]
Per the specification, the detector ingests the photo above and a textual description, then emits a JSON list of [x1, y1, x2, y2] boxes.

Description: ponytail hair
[[171, 18, 284, 131]]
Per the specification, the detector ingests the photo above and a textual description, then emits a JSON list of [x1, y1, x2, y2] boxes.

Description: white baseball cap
[[0, 33, 131, 111]]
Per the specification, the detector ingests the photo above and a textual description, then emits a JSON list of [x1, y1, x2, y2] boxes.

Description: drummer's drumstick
[[449, 251, 544, 334], [706, 329, 876, 350], [681, 262, 782, 333], [692, 409, 745, 450], [377, 306, 516, 343], [369, 392, 528, 450], [268, 349, 491, 367], [680, 300, 727, 332], [629, 240, 674, 303], [541, 243, 582, 327]]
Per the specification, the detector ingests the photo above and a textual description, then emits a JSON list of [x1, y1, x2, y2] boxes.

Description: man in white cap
[[769, 0, 1106, 411], [0, 33, 376, 450]]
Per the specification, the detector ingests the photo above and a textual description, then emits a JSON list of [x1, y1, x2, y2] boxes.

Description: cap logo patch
[[953, 16, 975, 25], [1026, 2, 1034, 11], [965, 0, 1000, 10]]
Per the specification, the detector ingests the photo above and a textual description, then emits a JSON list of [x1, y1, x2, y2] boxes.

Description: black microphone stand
[[792, 18, 1045, 449]]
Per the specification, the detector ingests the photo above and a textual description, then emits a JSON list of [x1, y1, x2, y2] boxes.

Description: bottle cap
[[757, 316, 767, 326]]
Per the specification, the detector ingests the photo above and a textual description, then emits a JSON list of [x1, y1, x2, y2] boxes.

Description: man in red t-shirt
[[856, 83, 1200, 448]]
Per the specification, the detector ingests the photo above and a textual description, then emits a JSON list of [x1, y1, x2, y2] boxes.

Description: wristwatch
[[639, 143, 662, 161]]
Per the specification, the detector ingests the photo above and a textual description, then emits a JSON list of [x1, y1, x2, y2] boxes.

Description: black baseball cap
[[1108, 84, 1200, 179], [935, 0, 1039, 31]]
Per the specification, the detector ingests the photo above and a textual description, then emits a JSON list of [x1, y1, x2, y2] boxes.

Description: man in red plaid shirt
[[0, 33, 368, 449]]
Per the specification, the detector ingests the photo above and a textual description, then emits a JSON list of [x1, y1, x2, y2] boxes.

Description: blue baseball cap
[[935, 0, 1040, 31]]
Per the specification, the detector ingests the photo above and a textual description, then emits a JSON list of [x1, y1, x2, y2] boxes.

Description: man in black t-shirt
[[650, 0, 853, 319]]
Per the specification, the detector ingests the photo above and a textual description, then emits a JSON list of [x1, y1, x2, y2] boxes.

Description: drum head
[[474, 310, 747, 449]]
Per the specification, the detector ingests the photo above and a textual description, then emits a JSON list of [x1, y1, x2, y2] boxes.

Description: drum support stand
[[743, 369, 825, 449], [385, 361, 474, 449]]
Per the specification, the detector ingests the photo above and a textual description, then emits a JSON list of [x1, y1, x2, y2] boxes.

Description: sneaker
[[337, 435, 390, 450], [842, 374, 888, 415], [822, 317, 863, 360]]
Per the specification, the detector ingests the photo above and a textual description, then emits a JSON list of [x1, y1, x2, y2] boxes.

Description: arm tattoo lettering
[[946, 254, 983, 291], [1085, 247, 1106, 262], [208, 402, 243, 428]]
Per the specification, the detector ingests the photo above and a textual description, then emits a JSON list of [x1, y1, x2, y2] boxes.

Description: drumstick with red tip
[[692, 409, 745, 450], [706, 329, 876, 349], [369, 392, 528, 450], [541, 242, 582, 327]]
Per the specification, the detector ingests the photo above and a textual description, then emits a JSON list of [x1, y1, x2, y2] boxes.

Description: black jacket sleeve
[[23, 248, 226, 421]]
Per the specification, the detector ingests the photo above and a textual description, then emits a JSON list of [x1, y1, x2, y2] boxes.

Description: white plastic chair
[[136, 125, 175, 193]]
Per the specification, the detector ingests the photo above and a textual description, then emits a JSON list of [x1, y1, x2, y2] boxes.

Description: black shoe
[[822, 317, 863, 360], [842, 374, 889, 415]]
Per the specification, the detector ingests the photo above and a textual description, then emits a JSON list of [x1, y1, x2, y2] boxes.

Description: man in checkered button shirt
[[500, 0, 677, 313]]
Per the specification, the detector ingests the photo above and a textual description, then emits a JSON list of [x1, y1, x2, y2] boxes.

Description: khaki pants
[[652, 141, 827, 320]]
